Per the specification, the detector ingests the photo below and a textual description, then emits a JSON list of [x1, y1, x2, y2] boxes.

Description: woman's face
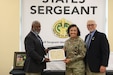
[[69, 27, 78, 38]]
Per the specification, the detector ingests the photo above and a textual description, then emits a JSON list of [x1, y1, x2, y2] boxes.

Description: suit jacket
[[85, 30, 110, 72], [23, 31, 46, 73]]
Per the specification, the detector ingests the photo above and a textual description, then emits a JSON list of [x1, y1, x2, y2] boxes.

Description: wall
[[0, 0, 19, 75], [108, 0, 113, 52], [0, 0, 112, 75]]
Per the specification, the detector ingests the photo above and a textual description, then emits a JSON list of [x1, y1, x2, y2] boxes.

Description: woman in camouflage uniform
[[64, 24, 86, 75]]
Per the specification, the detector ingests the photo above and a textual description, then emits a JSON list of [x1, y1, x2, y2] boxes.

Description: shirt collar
[[90, 30, 96, 37], [31, 30, 38, 36]]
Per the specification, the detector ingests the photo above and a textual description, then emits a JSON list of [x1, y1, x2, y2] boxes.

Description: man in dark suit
[[85, 20, 110, 75], [24, 20, 50, 75]]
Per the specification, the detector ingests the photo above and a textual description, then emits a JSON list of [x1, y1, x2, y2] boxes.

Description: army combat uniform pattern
[[64, 37, 86, 75]]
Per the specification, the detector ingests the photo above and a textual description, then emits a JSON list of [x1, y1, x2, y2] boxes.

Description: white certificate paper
[[48, 49, 65, 61]]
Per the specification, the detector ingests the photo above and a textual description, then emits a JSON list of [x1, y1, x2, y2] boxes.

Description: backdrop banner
[[21, 0, 108, 70]]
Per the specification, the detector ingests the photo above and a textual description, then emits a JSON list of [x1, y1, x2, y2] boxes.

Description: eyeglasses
[[87, 24, 95, 26]]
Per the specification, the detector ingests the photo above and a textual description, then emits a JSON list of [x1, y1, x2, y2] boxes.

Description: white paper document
[[48, 49, 65, 61]]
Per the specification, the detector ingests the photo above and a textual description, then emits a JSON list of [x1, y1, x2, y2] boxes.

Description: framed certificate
[[13, 52, 26, 69], [48, 49, 65, 61]]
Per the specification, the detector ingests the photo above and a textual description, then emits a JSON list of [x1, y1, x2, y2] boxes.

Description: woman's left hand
[[63, 59, 71, 64]]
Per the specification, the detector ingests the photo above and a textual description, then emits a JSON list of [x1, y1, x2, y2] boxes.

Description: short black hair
[[67, 24, 81, 36]]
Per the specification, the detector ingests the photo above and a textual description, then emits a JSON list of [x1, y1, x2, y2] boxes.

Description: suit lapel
[[90, 31, 98, 47]]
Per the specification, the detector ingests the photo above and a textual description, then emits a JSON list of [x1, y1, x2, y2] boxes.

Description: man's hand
[[44, 58, 50, 62], [100, 66, 106, 73], [45, 49, 49, 53]]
